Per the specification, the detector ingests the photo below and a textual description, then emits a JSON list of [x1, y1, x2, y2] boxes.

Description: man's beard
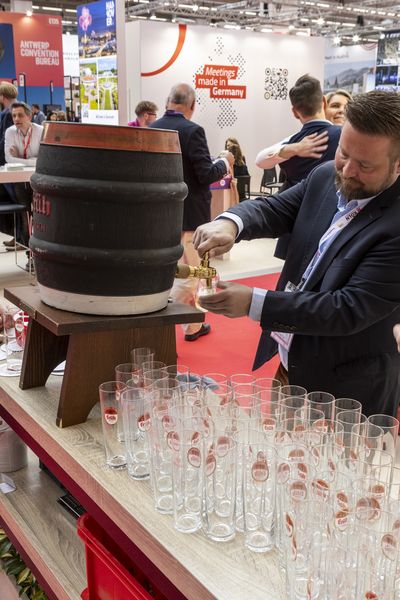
[[335, 170, 393, 201]]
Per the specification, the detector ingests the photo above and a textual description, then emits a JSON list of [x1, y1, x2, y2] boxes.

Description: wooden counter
[[0, 377, 285, 600]]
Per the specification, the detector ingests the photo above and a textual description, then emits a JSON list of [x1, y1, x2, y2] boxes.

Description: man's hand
[[198, 280, 253, 318], [193, 219, 238, 258], [279, 131, 329, 160], [393, 324, 400, 352], [9, 146, 19, 157], [219, 150, 235, 168]]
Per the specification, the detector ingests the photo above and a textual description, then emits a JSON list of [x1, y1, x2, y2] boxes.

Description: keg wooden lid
[[41, 122, 181, 154]]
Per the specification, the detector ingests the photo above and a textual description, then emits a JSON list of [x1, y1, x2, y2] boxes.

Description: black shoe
[[25, 258, 35, 273], [185, 323, 211, 341]]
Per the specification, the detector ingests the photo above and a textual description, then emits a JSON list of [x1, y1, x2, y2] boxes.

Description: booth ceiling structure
[[3, 0, 400, 43]]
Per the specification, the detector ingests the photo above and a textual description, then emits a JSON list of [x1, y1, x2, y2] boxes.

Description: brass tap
[[175, 252, 217, 289]]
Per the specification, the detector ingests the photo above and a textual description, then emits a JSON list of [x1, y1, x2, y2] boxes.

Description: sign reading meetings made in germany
[[77, 0, 118, 124]]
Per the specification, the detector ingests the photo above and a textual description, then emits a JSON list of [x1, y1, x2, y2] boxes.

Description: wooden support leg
[[19, 319, 69, 389], [56, 324, 177, 428]]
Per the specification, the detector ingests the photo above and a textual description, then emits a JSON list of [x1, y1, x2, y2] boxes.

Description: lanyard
[[300, 203, 365, 288], [20, 126, 33, 159]]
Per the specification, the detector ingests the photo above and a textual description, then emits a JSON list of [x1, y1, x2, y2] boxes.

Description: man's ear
[[291, 106, 300, 121]]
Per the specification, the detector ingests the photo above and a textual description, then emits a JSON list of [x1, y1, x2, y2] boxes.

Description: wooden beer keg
[[30, 123, 186, 315]]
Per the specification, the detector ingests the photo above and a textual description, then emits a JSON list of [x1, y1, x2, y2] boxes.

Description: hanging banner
[[78, 0, 119, 124]]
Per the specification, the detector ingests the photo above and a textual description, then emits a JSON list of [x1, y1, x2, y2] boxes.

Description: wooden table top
[[5, 285, 204, 335], [0, 377, 285, 600], [0, 166, 35, 184]]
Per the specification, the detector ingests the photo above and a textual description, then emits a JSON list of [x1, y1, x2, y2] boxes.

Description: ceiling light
[[380, 32, 385, 39], [245, 11, 257, 16], [224, 23, 240, 30], [316, 17, 325, 25], [300, 17, 309, 22], [296, 31, 309, 36], [288, 24, 295, 30], [342, 22, 356, 27], [150, 13, 156, 19], [65, 8, 76, 13], [260, 27, 272, 32], [66, 31, 70, 35], [192, 4, 199, 11], [44, 6, 62, 11], [333, 35, 341, 44], [26, 9, 32, 17], [352, 33, 360, 42]]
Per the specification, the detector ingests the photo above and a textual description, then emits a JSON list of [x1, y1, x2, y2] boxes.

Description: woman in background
[[325, 89, 352, 126], [226, 142, 250, 201], [225, 137, 246, 163]]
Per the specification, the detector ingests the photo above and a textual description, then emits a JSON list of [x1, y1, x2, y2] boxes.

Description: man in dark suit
[[0, 81, 18, 166], [151, 83, 233, 341], [256, 74, 342, 260], [193, 90, 400, 417]]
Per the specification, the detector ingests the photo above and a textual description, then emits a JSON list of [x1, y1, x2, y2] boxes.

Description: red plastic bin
[[77, 514, 161, 600]]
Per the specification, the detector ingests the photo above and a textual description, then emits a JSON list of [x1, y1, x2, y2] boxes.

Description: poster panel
[[78, 0, 118, 124], [0, 12, 64, 108], [376, 31, 400, 92], [324, 39, 377, 94], [129, 21, 325, 187]]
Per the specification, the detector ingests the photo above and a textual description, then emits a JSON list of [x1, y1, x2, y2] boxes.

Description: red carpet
[[176, 273, 281, 378]]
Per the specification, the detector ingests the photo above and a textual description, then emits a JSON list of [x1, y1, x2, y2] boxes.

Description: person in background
[[325, 89, 352, 126], [256, 74, 341, 259], [56, 110, 67, 121], [0, 81, 18, 166], [150, 83, 234, 341], [46, 111, 57, 122], [31, 103, 46, 126], [128, 101, 158, 128], [227, 142, 250, 201], [5, 102, 43, 271], [0, 81, 19, 247], [225, 137, 246, 163], [226, 141, 248, 177], [193, 90, 400, 418]]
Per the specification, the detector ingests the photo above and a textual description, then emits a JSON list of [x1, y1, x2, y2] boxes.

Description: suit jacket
[[0, 108, 13, 166], [228, 161, 400, 416], [275, 120, 341, 259], [150, 111, 227, 230]]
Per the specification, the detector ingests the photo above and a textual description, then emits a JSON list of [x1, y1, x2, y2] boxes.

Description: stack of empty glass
[[98, 351, 400, 599]]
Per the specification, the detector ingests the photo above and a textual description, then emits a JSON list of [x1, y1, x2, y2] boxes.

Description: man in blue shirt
[[193, 90, 400, 418]]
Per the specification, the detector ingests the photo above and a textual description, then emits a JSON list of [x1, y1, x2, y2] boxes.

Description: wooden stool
[[4, 285, 204, 428]]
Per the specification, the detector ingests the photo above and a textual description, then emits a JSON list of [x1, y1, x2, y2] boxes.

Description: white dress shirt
[[5, 122, 43, 166]]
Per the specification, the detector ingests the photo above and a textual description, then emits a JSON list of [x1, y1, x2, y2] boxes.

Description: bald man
[[151, 83, 234, 341]]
